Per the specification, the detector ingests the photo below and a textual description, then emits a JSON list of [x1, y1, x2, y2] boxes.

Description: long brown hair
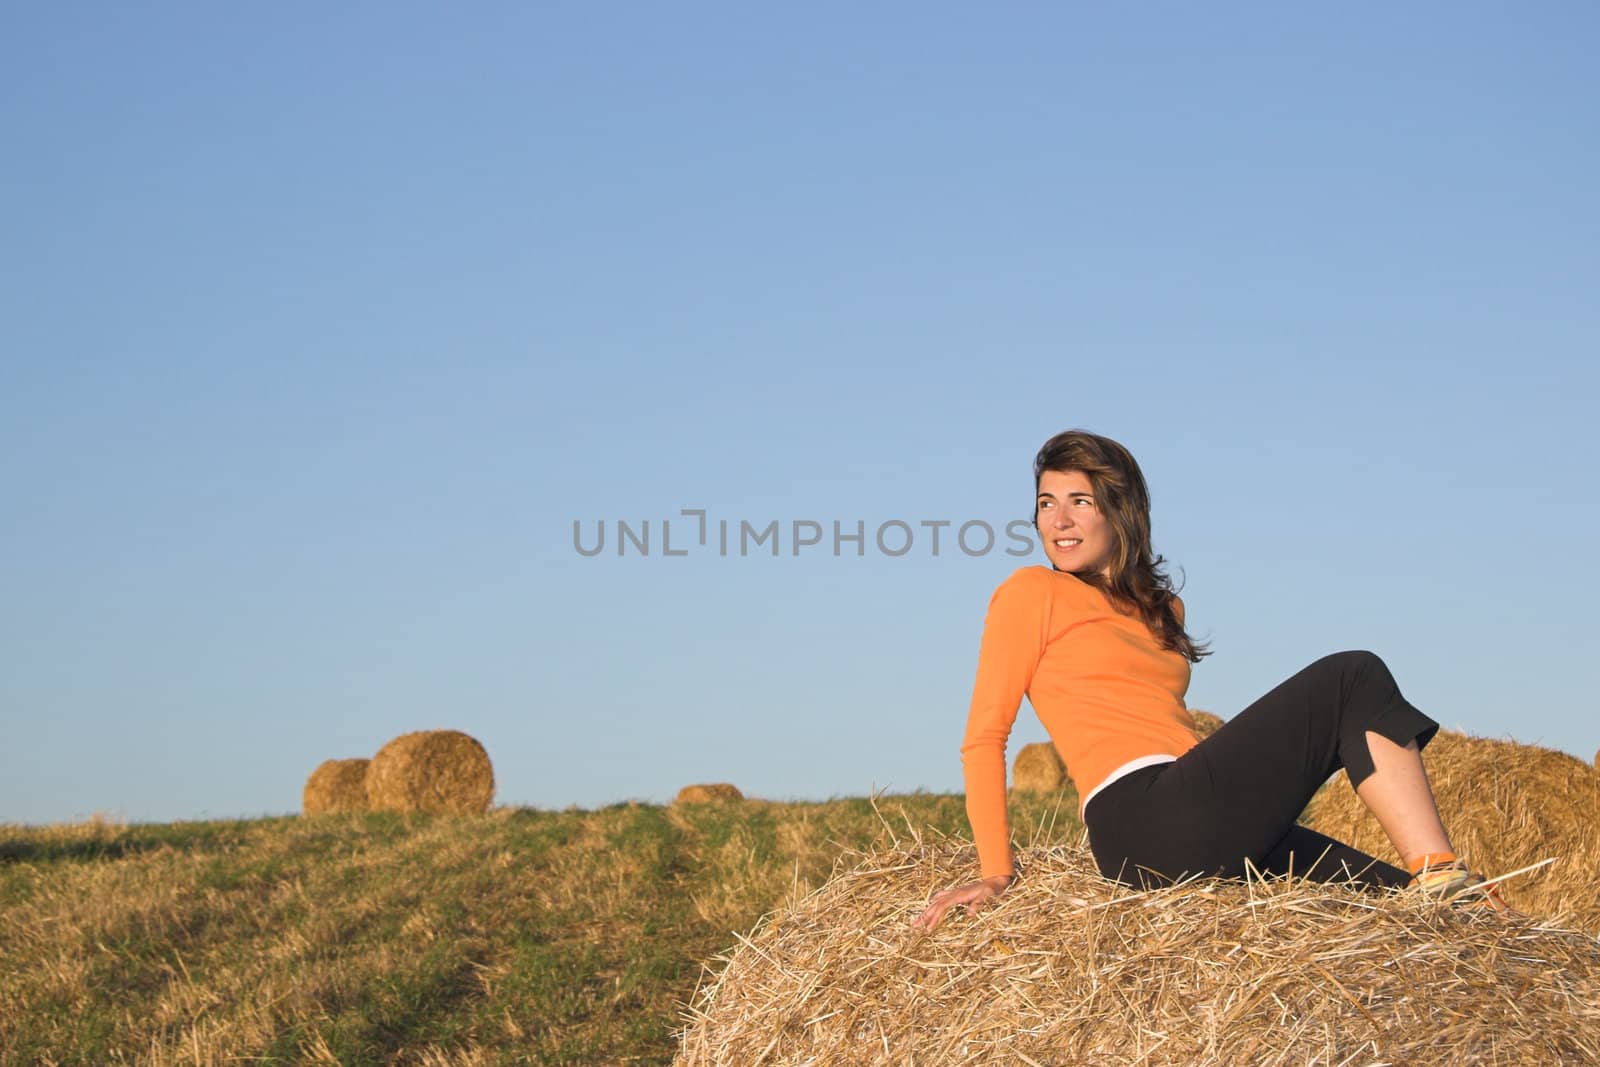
[[1033, 429, 1210, 663]]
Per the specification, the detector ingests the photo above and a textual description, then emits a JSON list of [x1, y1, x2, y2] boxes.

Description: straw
[[677, 838, 1600, 1066]]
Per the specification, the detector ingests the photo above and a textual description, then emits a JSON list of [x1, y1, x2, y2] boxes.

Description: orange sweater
[[960, 565, 1199, 879]]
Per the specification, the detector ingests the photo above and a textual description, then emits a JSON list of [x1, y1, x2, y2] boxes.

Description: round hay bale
[[674, 783, 744, 804], [676, 841, 1600, 1066], [1189, 709, 1226, 739], [302, 758, 370, 814], [1301, 729, 1600, 934], [365, 730, 494, 815], [1010, 742, 1066, 792]]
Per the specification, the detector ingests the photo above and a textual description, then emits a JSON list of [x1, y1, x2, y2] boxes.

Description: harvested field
[[677, 840, 1600, 1066]]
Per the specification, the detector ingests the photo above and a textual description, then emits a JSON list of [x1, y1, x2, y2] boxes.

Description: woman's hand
[[911, 874, 1015, 932]]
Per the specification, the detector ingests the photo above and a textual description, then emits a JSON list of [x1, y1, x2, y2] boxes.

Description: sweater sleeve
[[960, 569, 1052, 880]]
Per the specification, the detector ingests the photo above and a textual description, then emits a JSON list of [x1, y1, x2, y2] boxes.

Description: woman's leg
[[1088, 767, 1411, 890], [1258, 825, 1409, 889], [1084, 650, 1441, 889], [1353, 733, 1453, 869]]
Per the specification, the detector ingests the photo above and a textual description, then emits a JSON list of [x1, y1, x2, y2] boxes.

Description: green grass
[[0, 792, 1083, 1066]]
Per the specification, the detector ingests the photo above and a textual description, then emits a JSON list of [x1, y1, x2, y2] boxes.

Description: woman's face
[[1036, 469, 1116, 577]]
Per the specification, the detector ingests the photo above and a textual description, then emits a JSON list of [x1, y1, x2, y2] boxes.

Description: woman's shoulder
[[993, 564, 1054, 591], [990, 565, 1091, 602]]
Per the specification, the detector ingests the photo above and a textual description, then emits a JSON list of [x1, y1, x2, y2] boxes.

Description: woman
[[913, 429, 1506, 932]]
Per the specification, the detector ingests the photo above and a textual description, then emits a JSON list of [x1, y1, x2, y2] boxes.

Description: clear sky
[[4, 4, 1597, 824]]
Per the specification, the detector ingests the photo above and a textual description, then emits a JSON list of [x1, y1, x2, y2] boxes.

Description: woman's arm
[[914, 570, 1051, 931], [960, 568, 1051, 880]]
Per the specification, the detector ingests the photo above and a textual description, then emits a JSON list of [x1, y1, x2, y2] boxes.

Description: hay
[[364, 730, 494, 815], [675, 783, 744, 804], [302, 758, 370, 814], [677, 839, 1600, 1066], [1189, 709, 1226, 739], [1301, 729, 1600, 934], [1010, 742, 1066, 793]]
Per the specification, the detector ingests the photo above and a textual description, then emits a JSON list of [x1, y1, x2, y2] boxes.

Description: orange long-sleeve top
[[961, 565, 1200, 880]]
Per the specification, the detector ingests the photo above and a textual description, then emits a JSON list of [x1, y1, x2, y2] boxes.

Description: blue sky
[[3, 4, 1596, 824]]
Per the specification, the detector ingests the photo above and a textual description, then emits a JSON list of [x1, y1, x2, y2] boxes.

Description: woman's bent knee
[[1315, 649, 1385, 676]]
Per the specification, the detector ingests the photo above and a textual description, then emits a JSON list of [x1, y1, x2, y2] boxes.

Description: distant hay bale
[[302, 758, 369, 814], [1301, 729, 1600, 934], [674, 783, 744, 804], [1010, 742, 1066, 792], [1189, 709, 1226, 739], [365, 730, 494, 815], [676, 841, 1600, 1066]]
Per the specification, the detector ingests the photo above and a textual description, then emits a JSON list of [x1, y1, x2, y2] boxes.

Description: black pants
[[1083, 650, 1440, 892]]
